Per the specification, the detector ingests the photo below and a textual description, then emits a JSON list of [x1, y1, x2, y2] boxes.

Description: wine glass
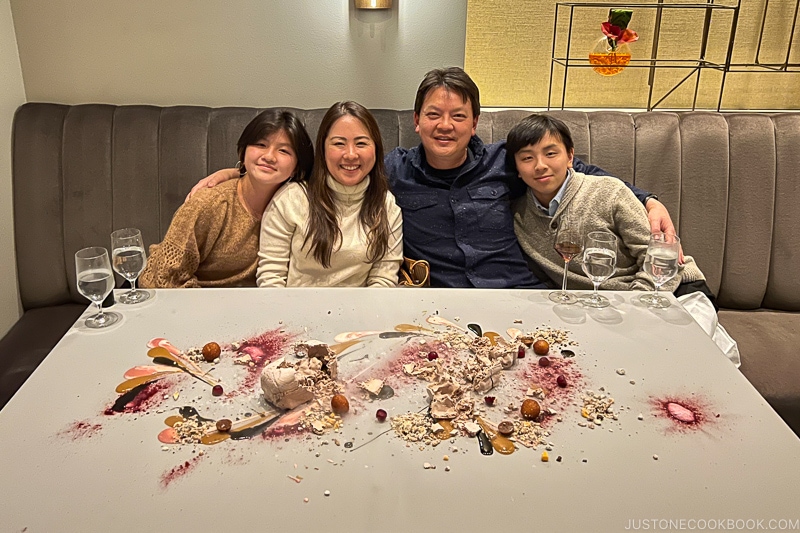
[[111, 228, 151, 304], [75, 247, 122, 328], [580, 231, 617, 308], [549, 211, 583, 304], [639, 232, 681, 308]]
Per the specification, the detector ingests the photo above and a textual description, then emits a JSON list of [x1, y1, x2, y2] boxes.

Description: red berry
[[538, 356, 551, 367], [427, 351, 438, 361], [484, 396, 496, 406], [517, 346, 526, 359], [556, 375, 567, 388], [376, 409, 387, 422], [212, 384, 223, 396]]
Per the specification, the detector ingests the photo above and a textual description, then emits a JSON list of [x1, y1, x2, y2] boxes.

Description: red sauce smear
[[231, 327, 296, 397], [103, 380, 173, 415], [650, 395, 713, 432], [58, 419, 103, 441], [159, 454, 205, 489]]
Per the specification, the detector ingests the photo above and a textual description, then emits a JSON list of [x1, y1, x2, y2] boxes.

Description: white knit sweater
[[256, 175, 403, 287]]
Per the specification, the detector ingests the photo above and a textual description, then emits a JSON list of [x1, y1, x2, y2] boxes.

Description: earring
[[236, 161, 245, 177]]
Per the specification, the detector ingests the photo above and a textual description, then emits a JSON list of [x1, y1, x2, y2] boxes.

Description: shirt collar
[[532, 169, 573, 217]]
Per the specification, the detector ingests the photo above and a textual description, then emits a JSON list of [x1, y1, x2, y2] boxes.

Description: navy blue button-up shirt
[[384, 136, 652, 289], [385, 136, 547, 288]]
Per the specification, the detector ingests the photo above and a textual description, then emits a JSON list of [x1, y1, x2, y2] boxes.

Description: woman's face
[[324, 115, 376, 187], [243, 129, 297, 186]]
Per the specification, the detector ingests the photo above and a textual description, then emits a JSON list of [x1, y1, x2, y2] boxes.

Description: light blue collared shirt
[[532, 169, 573, 217]]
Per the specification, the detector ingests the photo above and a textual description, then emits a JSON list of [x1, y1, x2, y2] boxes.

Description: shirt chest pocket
[[396, 192, 443, 245], [467, 184, 511, 230]]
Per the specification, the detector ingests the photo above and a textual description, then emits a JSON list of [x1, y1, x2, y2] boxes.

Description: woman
[[140, 109, 314, 287], [256, 101, 403, 287]]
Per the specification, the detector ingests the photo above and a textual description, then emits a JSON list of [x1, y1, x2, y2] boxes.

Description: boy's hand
[[186, 168, 239, 201], [645, 198, 685, 263]]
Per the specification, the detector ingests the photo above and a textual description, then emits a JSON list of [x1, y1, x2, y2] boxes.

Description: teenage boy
[[189, 67, 677, 289], [508, 113, 741, 364], [508, 113, 705, 292]]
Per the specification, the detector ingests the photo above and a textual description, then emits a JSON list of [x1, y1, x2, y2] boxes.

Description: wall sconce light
[[355, 0, 392, 8]]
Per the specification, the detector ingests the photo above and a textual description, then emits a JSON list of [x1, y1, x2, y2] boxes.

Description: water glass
[[639, 232, 681, 308], [580, 231, 617, 308], [75, 247, 122, 328], [111, 228, 151, 304]]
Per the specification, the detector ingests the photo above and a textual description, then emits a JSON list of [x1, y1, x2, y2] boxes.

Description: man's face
[[414, 86, 478, 170], [514, 133, 574, 205]]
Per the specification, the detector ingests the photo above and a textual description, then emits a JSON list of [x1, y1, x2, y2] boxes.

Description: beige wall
[[2, 0, 466, 335], [466, 0, 800, 109], [11, 0, 468, 109], [0, 0, 24, 337]]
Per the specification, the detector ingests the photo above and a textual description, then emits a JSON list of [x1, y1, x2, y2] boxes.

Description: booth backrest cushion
[[13, 104, 800, 311]]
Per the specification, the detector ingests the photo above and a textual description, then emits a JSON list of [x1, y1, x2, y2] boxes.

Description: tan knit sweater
[[256, 176, 403, 287], [512, 171, 705, 292], [140, 179, 259, 288]]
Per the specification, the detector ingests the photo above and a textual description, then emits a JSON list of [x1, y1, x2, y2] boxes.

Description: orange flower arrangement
[[601, 9, 639, 51], [589, 9, 638, 76]]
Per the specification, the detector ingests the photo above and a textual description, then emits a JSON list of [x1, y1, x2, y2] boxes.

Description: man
[[190, 67, 675, 288], [384, 67, 670, 288]]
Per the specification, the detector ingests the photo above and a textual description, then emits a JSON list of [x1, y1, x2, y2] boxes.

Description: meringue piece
[[360, 379, 384, 396]]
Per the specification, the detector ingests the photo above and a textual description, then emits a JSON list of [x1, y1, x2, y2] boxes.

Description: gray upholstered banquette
[[4, 103, 800, 436]]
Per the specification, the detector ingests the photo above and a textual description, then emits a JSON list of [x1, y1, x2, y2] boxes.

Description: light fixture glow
[[355, 0, 392, 8]]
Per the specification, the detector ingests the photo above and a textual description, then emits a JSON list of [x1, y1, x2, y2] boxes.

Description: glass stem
[[131, 278, 138, 294], [561, 261, 569, 293], [593, 281, 600, 300], [94, 301, 105, 322]]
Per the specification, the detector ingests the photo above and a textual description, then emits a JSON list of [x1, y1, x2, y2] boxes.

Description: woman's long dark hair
[[236, 109, 314, 182], [303, 101, 391, 268]]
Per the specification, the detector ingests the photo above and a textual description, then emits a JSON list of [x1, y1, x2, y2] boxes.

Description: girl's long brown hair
[[303, 101, 391, 268]]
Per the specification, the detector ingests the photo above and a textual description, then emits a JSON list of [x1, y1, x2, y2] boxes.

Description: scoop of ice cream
[[260, 357, 316, 409]]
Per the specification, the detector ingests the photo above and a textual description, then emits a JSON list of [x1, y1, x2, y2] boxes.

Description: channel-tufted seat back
[[13, 104, 800, 312]]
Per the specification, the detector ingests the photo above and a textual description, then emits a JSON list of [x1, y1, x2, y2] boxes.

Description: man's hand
[[645, 198, 685, 262], [186, 168, 239, 201]]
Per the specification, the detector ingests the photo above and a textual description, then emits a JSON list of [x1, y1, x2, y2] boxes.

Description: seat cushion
[[718, 309, 800, 437], [0, 304, 85, 410]]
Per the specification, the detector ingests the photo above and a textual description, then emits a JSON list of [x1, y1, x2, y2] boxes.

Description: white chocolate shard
[[360, 379, 384, 396], [464, 422, 481, 437]]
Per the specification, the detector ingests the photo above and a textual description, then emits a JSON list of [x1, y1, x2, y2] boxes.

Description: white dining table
[[1, 288, 798, 533]]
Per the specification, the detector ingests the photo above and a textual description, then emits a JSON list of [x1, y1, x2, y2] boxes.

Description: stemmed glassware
[[75, 247, 122, 328], [549, 211, 583, 305], [580, 231, 618, 308], [111, 228, 151, 304], [640, 232, 681, 308]]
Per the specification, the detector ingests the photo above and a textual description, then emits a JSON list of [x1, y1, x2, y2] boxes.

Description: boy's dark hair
[[414, 67, 480, 118], [505, 114, 575, 170]]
